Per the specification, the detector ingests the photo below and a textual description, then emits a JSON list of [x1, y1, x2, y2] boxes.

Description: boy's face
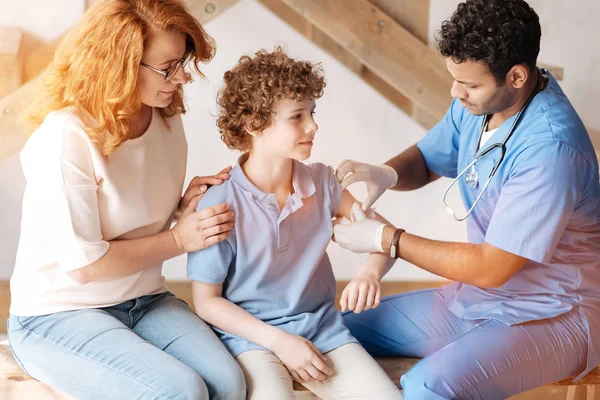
[[252, 98, 318, 161]]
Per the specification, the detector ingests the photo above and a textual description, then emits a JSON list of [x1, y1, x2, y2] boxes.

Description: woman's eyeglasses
[[141, 57, 189, 82]]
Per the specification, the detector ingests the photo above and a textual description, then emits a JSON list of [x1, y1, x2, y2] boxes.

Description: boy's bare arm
[[192, 281, 334, 381], [335, 190, 397, 313], [335, 189, 396, 280], [192, 281, 283, 350]]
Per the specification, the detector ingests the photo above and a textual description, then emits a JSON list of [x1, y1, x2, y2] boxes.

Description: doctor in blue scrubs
[[333, 0, 600, 398]]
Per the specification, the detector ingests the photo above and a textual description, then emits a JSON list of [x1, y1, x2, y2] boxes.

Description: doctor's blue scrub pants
[[343, 288, 589, 400]]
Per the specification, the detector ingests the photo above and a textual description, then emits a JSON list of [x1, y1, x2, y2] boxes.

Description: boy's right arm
[[192, 281, 333, 383]]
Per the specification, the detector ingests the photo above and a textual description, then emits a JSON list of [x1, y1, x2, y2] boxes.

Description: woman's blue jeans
[[8, 292, 246, 400]]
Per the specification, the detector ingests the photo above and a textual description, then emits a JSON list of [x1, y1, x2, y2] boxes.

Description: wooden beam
[[367, 0, 435, 126], [24, 1, 239, 84], [22, 34, 66, 83], [87, 0, 241, 17], [185, 0, 240, 23], [361, 68, 414, 116], [0, 27, 23, 99], [269, 0, 561, 129], [260, 0, 415, 119], [0, 77, 41, 162], [280, 0, 452, 123], [260, 0, 360, 73], [258, 0, 312, 37], [0, 0, 239, 162], [309, 25, 364, 75], [369, 0, 430, 44]]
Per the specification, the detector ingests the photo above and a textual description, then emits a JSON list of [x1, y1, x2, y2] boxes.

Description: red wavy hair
[[25, 0, 215, 156]]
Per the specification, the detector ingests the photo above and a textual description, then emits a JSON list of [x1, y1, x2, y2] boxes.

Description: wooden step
[[0, 27, 23, 99]]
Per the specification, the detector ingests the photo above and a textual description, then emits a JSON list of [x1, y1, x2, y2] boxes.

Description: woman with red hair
[[7, 1, 245, 399]]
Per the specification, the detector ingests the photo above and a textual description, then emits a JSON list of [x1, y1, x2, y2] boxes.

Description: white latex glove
[[336, 160, 398, 211], [333, 203, 385, 254]]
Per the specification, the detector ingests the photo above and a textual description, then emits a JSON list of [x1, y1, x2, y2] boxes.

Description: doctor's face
[[446, 58, 516, 116]]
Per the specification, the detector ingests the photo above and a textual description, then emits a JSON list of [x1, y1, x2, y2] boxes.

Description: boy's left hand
[[176, 166, 232, 219], [340, 270, 382, 313]]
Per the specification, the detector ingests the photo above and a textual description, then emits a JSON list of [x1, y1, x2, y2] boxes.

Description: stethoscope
[[443, 68, 546, 222]]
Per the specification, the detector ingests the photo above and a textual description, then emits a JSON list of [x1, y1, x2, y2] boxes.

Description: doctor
[[334, 0, 600, 398]]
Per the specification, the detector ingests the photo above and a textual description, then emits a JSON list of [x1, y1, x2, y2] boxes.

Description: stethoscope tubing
[[442, 68, 545, 221]]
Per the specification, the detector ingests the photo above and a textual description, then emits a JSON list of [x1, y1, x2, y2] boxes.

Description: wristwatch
[[390, 228, 405, 259]]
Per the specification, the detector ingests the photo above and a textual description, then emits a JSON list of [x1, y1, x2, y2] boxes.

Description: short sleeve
[[327, 166, 343, 217], [56, 119, 109, 272], [307, 163, 342, 217], [186, 185, 234, 284], [417, 99, 463, 178], [484, 142, 588, 263]]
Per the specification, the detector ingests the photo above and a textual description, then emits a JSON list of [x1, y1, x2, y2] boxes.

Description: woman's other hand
[[176, 166, 232, 219], [171, 199, 234, 252]]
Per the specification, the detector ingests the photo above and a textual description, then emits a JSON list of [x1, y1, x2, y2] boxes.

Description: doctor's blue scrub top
[[186, 159, 356, 357], [417, 72, 600, 380]]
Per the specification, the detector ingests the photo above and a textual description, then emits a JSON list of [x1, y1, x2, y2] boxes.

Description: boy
[[187, 47, 402, 399]]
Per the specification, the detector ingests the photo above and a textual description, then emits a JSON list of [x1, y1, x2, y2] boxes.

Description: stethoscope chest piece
[[465, 164, 479, 188]]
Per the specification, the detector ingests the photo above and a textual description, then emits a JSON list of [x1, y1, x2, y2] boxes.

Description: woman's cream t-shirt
[[10, 107, 187, 316]]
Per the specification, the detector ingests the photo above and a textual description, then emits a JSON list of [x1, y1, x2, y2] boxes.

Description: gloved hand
[[336, 160, 398, 210], [333, 203, 386, 254]]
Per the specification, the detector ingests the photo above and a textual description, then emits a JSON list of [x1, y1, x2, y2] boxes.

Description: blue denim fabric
[[8, 292, 245, 400]]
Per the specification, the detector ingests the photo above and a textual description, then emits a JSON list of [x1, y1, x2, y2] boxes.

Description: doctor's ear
[[507, 65, 529, 89]]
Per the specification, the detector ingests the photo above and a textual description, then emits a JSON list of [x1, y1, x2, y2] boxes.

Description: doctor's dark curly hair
[[216, 46, 325, 152], [436, 0, 541, 85]]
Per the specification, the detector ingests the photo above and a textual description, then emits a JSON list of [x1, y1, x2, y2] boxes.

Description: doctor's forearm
[[385, 145, 440, 191], [391, 232, 511, 287]]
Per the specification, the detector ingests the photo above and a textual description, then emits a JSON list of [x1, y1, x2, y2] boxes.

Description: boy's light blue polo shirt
[[187, 158, 356, 357], [417, 72, 600, 380]]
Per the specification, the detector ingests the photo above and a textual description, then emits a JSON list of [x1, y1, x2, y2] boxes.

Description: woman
[[7, 1, 245, 399]]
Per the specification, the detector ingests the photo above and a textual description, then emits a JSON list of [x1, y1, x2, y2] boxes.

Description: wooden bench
[[0, 344, 70, 399], [2, 344, 599, 400]]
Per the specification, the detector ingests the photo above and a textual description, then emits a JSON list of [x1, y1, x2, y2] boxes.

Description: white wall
[[0, 0, 84, 42], [0, 0, 88, 279], [1, 0, 598, 281]]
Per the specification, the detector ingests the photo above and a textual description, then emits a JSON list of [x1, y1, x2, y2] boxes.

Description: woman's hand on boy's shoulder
[[176, 166, 232, 219], [171, 201, 234, 253]]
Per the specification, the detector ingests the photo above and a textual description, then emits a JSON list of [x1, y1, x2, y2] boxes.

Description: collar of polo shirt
[[231, 154, 316, 204]]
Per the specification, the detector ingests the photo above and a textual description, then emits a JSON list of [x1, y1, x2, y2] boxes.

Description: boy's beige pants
[[236, 343, 403, 400]]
